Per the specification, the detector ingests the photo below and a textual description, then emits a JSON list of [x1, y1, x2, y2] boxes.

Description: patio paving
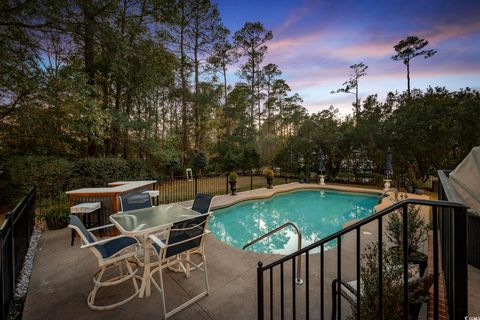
[[22, 183, 476, 319]]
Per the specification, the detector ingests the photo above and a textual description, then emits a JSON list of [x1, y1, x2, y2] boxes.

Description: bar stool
[[70, 202, 102, 246]]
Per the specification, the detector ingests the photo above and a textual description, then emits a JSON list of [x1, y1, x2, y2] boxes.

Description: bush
[[386, 205, 427, 252], [68, 158, 157, 189], [0, 156, 158, 206], [0, 156, 73, 205], [38, 193, 70, 230], [263, 168, 274, 177], [228, 171, 238, 181], [193, 151, 209, 174], [348, 243, 431, 320]]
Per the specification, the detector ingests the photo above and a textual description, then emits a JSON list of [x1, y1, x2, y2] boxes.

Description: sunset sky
[[215, 0, 480, 115]]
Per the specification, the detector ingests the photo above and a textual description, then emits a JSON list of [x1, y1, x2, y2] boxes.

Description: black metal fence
[[256, 183, 468, 319], [0, 186, 36, 320], [156, 172, 295, 204], [437, 170, 470, 318]]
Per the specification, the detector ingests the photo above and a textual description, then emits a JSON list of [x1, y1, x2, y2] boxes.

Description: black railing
[[256, 195, 468, 319], [437, 170, 470, 319], [156, 172, 294, 204], [0, 186, 36, 320]]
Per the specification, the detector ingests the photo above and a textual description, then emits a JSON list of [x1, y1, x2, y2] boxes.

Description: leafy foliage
[[0, 156, 156, 205], [228, 171, 238, 181], [38, 193, 69, 230], [386, 205, 427, 252], [348, 243, 432, 320]]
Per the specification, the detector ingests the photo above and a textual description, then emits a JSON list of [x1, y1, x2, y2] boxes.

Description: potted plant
[[348, 243, 432, 320], [264, 168, 274, 189], [228, 171, 238, 195], [414, 179, 425, 195], [386, 205, 428, 276], [298, 171, 305, 183]]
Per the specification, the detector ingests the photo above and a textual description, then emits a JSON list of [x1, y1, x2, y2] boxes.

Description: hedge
[[0, 156, 157, 205]]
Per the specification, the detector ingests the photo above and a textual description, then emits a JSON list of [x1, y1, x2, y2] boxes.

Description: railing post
[[226, 174, 229, 195], [250, 170, 253, 190], [257, 262, 264, 320], [194, 174, 198, 195], [452, 206, 468, 319], [402, 204, 409, 320]]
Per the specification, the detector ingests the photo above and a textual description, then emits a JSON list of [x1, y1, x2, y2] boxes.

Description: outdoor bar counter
[[66, 180, 157, 224]]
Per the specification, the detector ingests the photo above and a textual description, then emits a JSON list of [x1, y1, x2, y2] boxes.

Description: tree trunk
[[355, 82, 359, 124], [251, 48, 255, 130], [82, 0, 97, 156], [193, 21, 200, 150], [179, 2, 189, 166], [406, 61, 411, 98]]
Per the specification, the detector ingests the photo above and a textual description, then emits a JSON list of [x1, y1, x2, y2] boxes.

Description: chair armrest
[[87, 224, 115, 232], [149, 235, 166, 249], [80, 235, 138, 249]]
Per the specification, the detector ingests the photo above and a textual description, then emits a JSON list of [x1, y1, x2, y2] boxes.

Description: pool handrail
[[243, 221, 303, 285]]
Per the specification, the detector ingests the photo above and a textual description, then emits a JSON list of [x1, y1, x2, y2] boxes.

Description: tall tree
[[331, 62, 368, 122], [391, 36, 436, 98], [233, 21, 272, 130], [262, 63, 281, 132], [208, 27, 237, 109], [185, 0, 222, 151]]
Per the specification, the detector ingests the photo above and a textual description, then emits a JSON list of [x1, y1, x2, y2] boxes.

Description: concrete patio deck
[[22, 183, 478, 319]]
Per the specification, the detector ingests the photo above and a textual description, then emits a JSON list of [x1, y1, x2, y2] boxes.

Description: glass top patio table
[[110, 204, 200, 236]]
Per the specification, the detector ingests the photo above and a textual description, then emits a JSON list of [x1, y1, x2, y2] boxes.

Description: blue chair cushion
[[121, 193, 152, 212], [192, 193, 213, 215], [69, 215, 95, 243], [95, 236, 138, 259]]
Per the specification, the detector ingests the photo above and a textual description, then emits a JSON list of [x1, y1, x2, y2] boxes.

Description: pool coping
[[212, 185, 384, 212], [180, 182, 392, 213], [198, 183, 392, 255], [179, 182, 405, 258]]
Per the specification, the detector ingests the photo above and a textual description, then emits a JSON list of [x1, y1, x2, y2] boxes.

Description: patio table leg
[[139, 234, 151, 298]]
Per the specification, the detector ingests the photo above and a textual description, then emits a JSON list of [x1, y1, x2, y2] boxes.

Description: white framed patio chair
[[176, 193, 214, 272], [149, 214, 211, 319], [68, 215, 142, 310]]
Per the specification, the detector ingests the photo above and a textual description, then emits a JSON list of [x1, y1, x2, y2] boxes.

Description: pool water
[[209, 189, 380, 255]]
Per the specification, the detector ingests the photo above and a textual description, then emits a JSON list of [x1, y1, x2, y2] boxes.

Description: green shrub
[[38, 193, 69, 230], [299, 171, 305, 180], [263, 168, 274, 177], [228, 171, 238, 181], [0, 156, 158, 206], [386, 205, 427, 252], [193, 151, 209, 175], [0, 156, 72, 205], [348, 243, 432, 320]]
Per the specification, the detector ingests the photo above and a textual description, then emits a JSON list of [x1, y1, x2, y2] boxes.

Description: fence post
[[451, 206, 468, 319], [226, 174, 229, 195], [194, 174, 198, 195], [257, 262, 264, 320], [250, 170, 253, 190], [0, 226, 5, 320], [9, 211, 15, 301]]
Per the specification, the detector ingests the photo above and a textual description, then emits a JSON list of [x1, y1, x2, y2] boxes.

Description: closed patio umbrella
[[385, 147, 393, 179], [319, 149, 326, 175]]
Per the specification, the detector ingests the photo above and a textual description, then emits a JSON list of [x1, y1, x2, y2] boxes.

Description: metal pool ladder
[[243, 221, 304, 285]]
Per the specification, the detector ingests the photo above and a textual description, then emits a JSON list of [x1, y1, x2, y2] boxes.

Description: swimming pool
[[209, 189, 381, 254]]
